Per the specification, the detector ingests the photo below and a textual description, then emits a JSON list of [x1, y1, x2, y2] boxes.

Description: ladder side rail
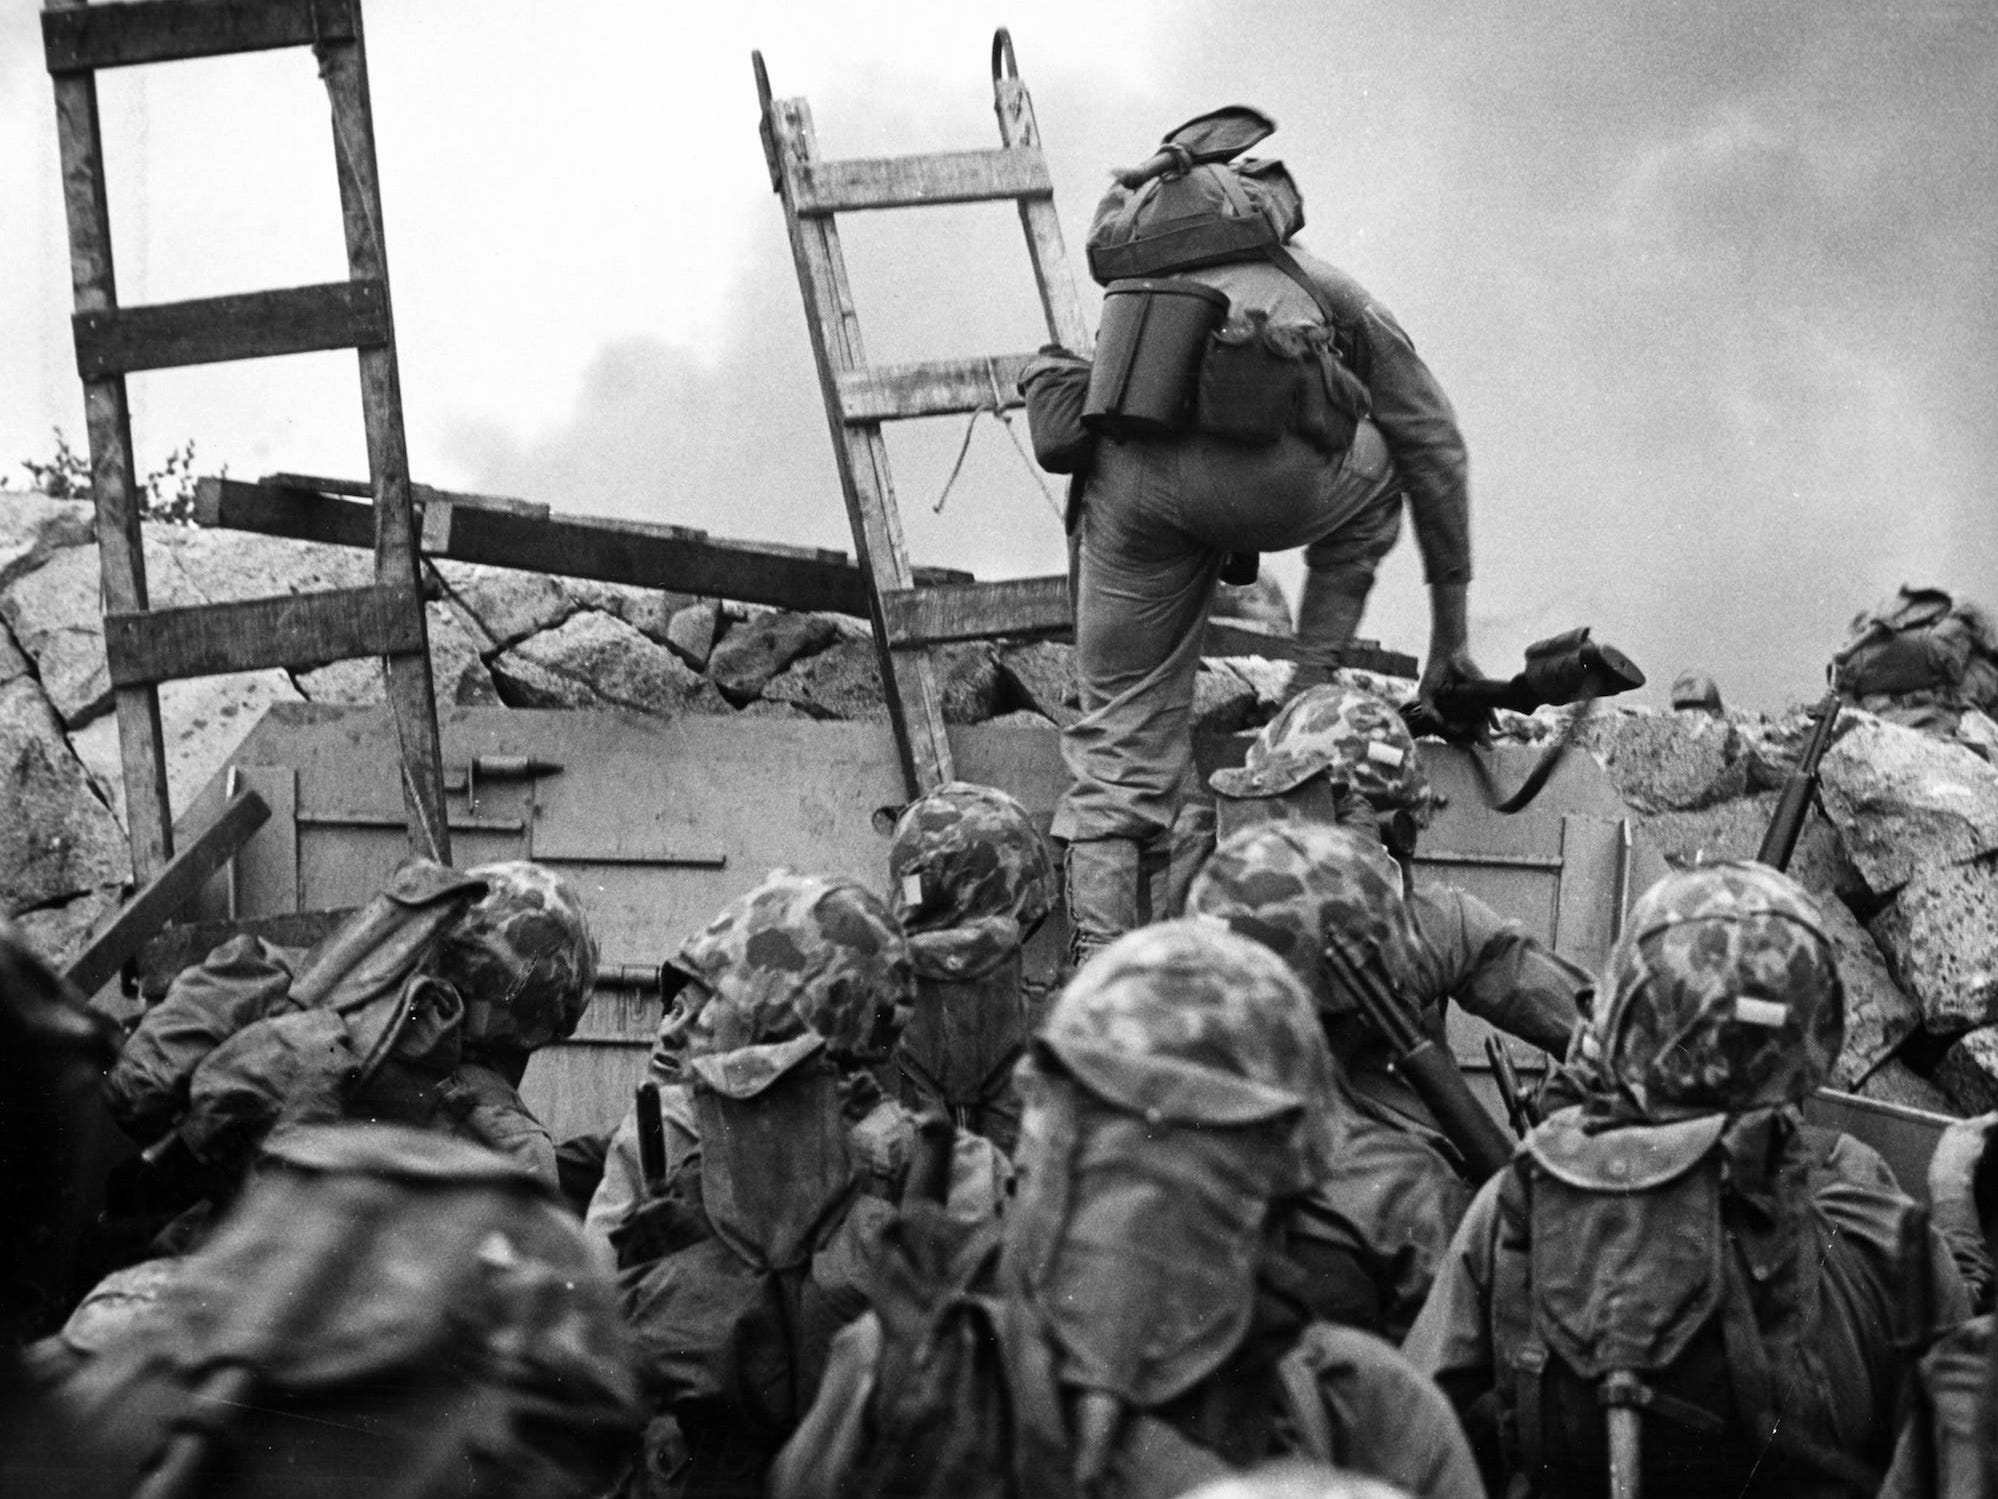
[[765, 91, 954, 795], [47, 0, 174, 880], [992, 46, 1093, 357], [316, 19, 452, 863]]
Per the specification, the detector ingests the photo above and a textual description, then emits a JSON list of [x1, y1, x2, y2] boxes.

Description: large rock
[[1815, 895, 1921, 1088], [563, 580, 699, 647], [1634, 792, 1864, 903], [1, 522, 374, 726], [664, 600, 722, 672], [1211, 574, 1292, 633], [1855, 1056, 1959, 1116], [707, 611, 838, 705], [1212, 656, 1296, 720], [294, 599, 499, 707], [0, 492, 93, 593], [1191, 667, 1257, 736], [996, 641, 1079, 727], [1819, 713, 1998, 894], [0, 640, 131, 911], [762, 639, 1002, 724], [70, 668, 306, 830], [489, 610, 729, 716], [434, 564, 576, 650], [1869, 855, 1998, 1034], [12, 885, 124, 974], [1936, 1027, 1998, 1115], [1573, 705, 1748, 812]]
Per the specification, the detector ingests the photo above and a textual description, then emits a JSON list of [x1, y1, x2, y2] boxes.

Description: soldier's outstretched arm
[[1411, 884, 1590, 1056]]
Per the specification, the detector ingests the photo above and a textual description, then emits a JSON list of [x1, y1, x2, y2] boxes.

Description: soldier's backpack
[[773, 1206, 1339, 1499], [10, 1124, 639, 1499], [1833, 585, 1998, 712], [1491, 1109, 1915, 1499]]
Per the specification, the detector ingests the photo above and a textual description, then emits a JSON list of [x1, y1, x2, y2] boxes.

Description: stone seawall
[[5, 490, 1994, 1114]]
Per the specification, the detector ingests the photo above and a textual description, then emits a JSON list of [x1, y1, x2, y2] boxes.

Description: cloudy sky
[[4, 1, 1992, 710]]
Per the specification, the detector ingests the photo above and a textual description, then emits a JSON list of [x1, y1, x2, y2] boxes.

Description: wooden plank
[[993, 71, 1095, 356], [791, 147, 1051, 215], [196, 477, 975, 610], [103, 583, 426, 687], [43, 0, 358, 74], [880, 575, 1070, 647], [769, 93, 955, 793], [48, 0, 173, 881], [263, 471, 549, 519], [319, 23, 451, 864], [836, 354, 1034, 424], [135, 906, 355, 995], [64, 789, 271, 997], [71, 280, 388, 377]]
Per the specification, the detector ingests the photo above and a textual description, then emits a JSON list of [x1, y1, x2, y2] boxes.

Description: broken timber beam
[[64, 788, 271, 998], [196, 476, 971, 617]]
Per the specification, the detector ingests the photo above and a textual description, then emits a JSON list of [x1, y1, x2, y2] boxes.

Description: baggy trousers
[[1053, 422, 1403, 954]]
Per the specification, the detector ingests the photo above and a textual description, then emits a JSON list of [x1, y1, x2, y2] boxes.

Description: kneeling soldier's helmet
[[888, 781, 1056, 980], [1035, 916, 1337, 1190], [1209, 685, 1433, 823], [1596, 861, 1843, 1119], [665, 871, 914, 1064], [1184, 821, 1420, 1027], [436, 861, 597, 1054]]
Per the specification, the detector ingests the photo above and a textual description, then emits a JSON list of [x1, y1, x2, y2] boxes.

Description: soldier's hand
[[1928, 1111, 1998, 1216]]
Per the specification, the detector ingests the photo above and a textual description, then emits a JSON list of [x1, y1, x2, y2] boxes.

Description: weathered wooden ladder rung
[[43, 0, 449, 894], [757, 29, 1093, 795]]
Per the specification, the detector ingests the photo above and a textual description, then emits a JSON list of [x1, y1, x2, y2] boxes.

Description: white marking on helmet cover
[[902, 873, 925, 907], [1365, 740, 1405, 768], [1732, 996, 1788, 1028]]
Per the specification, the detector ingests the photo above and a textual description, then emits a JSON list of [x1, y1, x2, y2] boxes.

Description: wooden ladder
[[755, 30, 1089, 797], [42, 0, 452, 881]]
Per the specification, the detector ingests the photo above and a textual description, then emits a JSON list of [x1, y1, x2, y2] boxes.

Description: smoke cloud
[[444, 2, 1998, 710]]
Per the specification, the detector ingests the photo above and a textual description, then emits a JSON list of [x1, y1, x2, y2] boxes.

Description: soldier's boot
[[1291, 561, 1375, 695], [1063, 836, 1170, 973]]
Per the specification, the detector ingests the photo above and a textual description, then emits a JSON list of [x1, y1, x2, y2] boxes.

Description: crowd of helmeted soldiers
[[3, 681, 1996, 1499]]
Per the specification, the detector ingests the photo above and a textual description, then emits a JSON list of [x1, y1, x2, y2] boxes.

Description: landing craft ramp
[[146, 702, 1953, 1193], [151, 703, 1670, 1138]]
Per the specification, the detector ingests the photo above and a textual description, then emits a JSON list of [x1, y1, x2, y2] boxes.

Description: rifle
[[1320, 936, 1516, 1181], [1404, 627, 1646, 815], [634, 1081, 667, 1195], [1484, 1035, 1540, 1139], [1755, 690, 1841, 872]]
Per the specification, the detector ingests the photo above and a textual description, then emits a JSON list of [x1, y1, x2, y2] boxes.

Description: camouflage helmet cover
[[1036, 917, 1337, 1187], [668, 870, 914, 1064], [889, 780, 1056, 981], [433, 861, 598, 1054], [1185, 821, 1421, 1021], [1597, 861, 1844, 1119], [1209, 685, 1433, 823]]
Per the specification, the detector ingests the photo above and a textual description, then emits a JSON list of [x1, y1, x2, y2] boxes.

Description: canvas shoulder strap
[[1261, 244, 1371, 383]]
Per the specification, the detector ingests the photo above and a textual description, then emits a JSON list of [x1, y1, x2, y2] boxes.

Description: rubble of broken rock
[[4, 490, 1997, 1115]]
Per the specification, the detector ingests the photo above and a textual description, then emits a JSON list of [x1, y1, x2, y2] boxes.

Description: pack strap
[[1262, 245, 1371, 385], [1716, 1248, 1882, 1495], [1598, 1370, 1725, 1434]]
